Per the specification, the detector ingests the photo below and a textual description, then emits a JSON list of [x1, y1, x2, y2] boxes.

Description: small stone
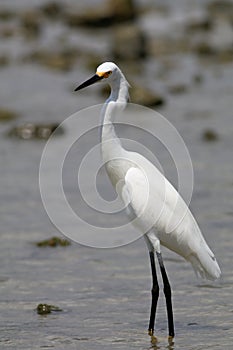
[[0, 26, 15, 38], [23, 48, 78, 72], [36, 125, 55, 139], [40, 1, 64, 19], [20, 10, 42, 39], [0, 108, 18, 122], [107, 0, 136, 22], [36, 236, 71, 247], [186, 17, 212, 32], [9, 123, 36, 139], [0, 8, 15, 21], [37, 304, 62, 315], [0, 55, 10, 66], [193, 41, 233, 63], [7, 123, 64, 140], [37, 304, 51, 315], [194, 42, 216, 56], [187, 322, 198, 326], [130, 85, 165, 107], [202, 129, 219, 142], [65, 0, 136, 28], [207, 0, 233, 19]]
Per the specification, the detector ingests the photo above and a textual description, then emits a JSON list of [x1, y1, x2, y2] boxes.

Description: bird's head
[[74, 62, 120, 91]]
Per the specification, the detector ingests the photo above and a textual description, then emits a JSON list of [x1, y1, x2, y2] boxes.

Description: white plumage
[[75, 61, 221, 338], [110, 148, 220, 281]]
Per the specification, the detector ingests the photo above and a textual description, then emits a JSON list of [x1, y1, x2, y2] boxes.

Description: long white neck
[[101, 72, 129, 162]]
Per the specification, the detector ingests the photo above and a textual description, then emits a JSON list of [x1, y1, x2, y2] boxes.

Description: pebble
[[36, 236, 71, 247], [130, 84, 165, 107], [0, 108, 18, 121], [20, 10, 42, 39], [202, 129, 219, 142], [22, 48, 78, 72], [7, 123, 64, 140], [37, 304, 63, 315], [65, 0, 136, 28], [39, 1, 64, 20]]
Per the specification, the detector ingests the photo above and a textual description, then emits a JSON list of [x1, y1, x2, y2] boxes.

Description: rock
[[23, 48, 78, 72], [112, 24, 147, 60], [0, 25, 15, 38], [207, 0, 233, 20], [186, 17, 213, 32], [216, 49, 233, 63], [0, 8, 15, 21], [20, 10, 42, 39], [193, 41, 233, 63], [7, 123, 64, 140], [35, 236, 71, 247], [202, 129, 219, 142], [37, 304, 63, 315], [9, 123, 36, 139], [36, 124, 59, 139], [193, 42, 216, 56], [39, 1, 64, 20], [0, 108, 18, 121], [107, 0, 136, 22], [0, 55, 10, 67], [130, 84, 165, 107], [65, 0, 136, 28]]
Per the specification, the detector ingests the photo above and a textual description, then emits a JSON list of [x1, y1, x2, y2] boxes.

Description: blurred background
[[0, 0, 233, 349]]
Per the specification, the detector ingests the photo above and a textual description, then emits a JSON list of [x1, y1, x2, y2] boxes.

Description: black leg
[[156, 252, 175, 338], [148, 251, 159, 336]]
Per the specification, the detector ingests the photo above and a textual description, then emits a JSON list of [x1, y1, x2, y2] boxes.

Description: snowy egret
[[75, 62, 221, 339]]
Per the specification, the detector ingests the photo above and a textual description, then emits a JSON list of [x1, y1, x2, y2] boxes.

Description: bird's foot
[[150, 335, 158, 345], [148, 329, 154, 337], [168, 335, 174, 346], [148, 329, 158, 345]]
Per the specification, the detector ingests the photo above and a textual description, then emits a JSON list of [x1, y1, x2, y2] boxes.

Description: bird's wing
[[121, 167, 149, 217], [121, 166, 157, 234], [121, 162, 221, 281], [121, 160, 176, 227]]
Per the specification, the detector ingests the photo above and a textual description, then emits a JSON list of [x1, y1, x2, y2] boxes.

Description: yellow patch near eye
[[96, 71, 112, 78]]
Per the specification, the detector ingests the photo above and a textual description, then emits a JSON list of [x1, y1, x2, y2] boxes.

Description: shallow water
[[1, 0, 233, 349]]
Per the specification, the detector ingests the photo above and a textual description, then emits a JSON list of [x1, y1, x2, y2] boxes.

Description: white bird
[[75, 62, 221, 339]]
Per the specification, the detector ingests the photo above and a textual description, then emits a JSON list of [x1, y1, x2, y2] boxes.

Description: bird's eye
[[104, 71, 112, 78]]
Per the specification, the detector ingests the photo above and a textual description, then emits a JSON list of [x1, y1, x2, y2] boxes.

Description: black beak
[[74, 74, 103, 91]]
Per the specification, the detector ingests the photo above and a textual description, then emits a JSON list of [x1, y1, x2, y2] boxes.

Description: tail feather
[[188, 243, 221, 281]]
